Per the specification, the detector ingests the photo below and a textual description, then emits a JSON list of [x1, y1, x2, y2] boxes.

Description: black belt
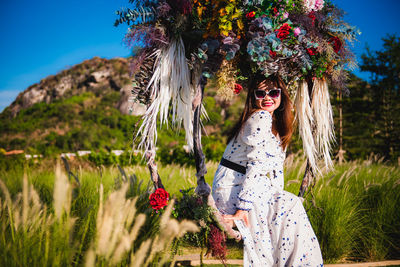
[[220, 158, 246, 174]]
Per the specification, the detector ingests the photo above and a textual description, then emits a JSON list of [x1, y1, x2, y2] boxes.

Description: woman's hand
[[223, 209, 250, 228]]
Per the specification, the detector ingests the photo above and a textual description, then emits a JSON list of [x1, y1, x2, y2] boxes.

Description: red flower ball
[[276, 23, 291, 40], [269, 50, 277, 58], [329, 36, 342, 53], [246, 11, 256, 19], [149, 188, 169, 210], [234, 83, 243, 94], [307, 47, 318, 56]]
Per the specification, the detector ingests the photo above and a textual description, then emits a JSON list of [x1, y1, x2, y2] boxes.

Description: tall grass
[[284, 155, 400, 263], [1, 157, 399, 264], [0, 162, 198, 266]]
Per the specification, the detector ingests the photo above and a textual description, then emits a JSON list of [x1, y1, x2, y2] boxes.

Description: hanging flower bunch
[[115, 0, 359, 173], [115, 0, 359, 100]]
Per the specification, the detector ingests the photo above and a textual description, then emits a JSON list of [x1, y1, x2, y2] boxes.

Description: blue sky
[[1, 0, 399, 112]]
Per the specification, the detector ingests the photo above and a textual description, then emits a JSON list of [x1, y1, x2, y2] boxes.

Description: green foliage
[[86, 151, 144, 166], [1, 159, 400, 264], [358, 35, 400, 161], [0, 91, 139, 156], [173, 188, 216, 245], [285, 156, 400, 262]]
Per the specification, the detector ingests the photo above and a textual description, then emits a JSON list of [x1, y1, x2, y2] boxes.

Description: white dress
[[212, 110, 324, 267]]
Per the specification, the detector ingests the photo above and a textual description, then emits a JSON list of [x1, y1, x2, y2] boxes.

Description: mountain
[[0, 56, 232, 157], [0, 56, 148, 155], [5, 56, 146, 118]]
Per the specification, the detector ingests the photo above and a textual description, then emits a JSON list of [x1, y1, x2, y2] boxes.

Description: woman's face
[[255, 80, 282, 114]]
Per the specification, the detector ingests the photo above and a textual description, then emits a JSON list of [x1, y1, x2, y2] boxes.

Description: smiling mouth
[[262, 102, 273, 107]]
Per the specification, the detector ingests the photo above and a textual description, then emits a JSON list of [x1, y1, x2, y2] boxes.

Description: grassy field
[[1, 155, 400, 266]]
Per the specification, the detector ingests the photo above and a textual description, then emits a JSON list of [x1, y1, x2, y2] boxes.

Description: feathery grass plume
[[54, 161, 72, 219], [145, 199, 199, 266], [294, 80, 318, 173], [136, 37, 194, 153], [311, 78, 335, 169], [85, 181, 198, 266], [0, 166, 78, 266], [130, 239, 152, 267]]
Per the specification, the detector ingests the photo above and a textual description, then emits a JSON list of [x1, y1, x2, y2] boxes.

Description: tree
[[360, 35, 400, 161]]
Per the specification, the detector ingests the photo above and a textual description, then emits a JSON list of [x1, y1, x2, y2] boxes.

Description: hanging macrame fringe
[[311, 78, 335, 170], [135, 37, 194, 153], [295, 80, 318, 174], [295, 78, 335, 176]]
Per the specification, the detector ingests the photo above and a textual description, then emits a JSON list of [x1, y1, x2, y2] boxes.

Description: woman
[[212, 73, 324, 266]]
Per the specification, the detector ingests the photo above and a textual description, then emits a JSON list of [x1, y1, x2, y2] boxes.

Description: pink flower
[[283, 12, 289, 19], [294, 27, 301, 37], [314, 0, 324, 11]]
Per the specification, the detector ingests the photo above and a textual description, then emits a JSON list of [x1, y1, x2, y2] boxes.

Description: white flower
[[303, 0, 324, 12]]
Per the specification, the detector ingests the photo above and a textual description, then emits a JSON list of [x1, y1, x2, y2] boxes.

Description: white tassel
[[294, 80, 319, 174], [135, 38, 194, 153], [311, 78, 335, 169]]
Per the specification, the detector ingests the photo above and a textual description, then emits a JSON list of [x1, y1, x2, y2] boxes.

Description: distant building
[[60, 153, 76, 159], [25, 154, 43, 159], [4, 150, 24, 156], [111, 150, 124, 156], [77, 150, 91, 156]]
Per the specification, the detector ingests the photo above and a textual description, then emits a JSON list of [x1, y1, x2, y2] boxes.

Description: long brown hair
[[227, 73, 294, 150]]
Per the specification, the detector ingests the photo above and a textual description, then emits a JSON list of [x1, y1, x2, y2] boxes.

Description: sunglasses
[[254, 88, 281, 99]]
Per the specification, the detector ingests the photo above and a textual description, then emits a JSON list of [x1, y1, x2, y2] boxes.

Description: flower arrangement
[[116, 0, 360, 219], [115, 0, 359, 97], [172, 188, 227, 264]]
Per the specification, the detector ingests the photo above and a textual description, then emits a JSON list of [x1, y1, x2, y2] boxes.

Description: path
[[175, 255, 400, 266]]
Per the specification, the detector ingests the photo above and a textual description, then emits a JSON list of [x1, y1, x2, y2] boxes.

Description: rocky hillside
[[0, 56, 238, 156], [5, 56, 146, 118]]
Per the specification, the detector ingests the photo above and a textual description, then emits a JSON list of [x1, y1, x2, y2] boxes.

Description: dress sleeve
[[236, 110, 275, 211]]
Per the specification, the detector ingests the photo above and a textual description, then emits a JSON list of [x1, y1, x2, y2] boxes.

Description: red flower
[[234, 83, 243, 94], [307, 47, 318, 56], [246, 11, 256, 19], [149, 188, 169, 210], [275, 23, 291, 40], [269, 50, 277, 58], [196, 197, 203, 205], [207, 225, 227, 261], [308, 11, 316, 26], [273, 7, 278, 15], [329, 36, 342, 53]]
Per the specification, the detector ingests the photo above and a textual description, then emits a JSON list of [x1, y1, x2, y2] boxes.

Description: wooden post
[[298, 160, 314, 198], [193, 74, 211, 197], [145, 150, 164, 189]]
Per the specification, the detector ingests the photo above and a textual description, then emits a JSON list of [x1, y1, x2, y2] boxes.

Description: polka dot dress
[[212, 110, 324, 267]]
